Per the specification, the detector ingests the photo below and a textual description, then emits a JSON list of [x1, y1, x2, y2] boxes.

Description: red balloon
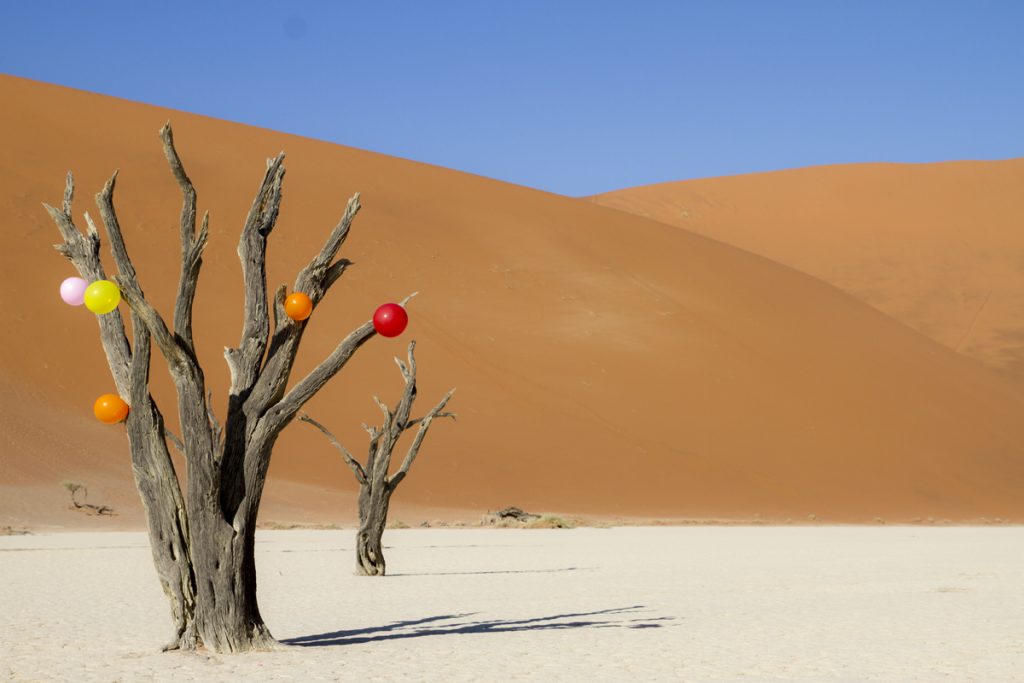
[[373, 303, 408, 337]]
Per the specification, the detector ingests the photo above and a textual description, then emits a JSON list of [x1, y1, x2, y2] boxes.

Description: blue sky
[[2, 1, 1022, 195]]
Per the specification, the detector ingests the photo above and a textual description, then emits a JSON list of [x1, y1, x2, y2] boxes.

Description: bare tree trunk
[[48, 124, 394, 652], [186, 493, 273, 651], [127, 401, 198, 650], [50, 184, 198, 649], [355, 483, 392, 576], [302, 342, 455, 578]]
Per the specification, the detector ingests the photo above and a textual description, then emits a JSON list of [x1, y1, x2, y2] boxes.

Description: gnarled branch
[[94, 158, 215, 472], [223, 172, 370, 531], [114, 279, 183, 369], [46, 174, 132, 395], [93, 173, 139, 282], [243, 194, 363, 420], [92, 175, 184, 369], [127, 299, 156, 421], [61, 171, 74, 215], [294, 193, 361, 298], [387, 388, 456, 489], [361, 422, 382, 456], [160, 123, 207, 353], [299, 414, 367, 485], [48, 168, 195, 645], [387, 340, 419, 438], [225, 153, 286, 395], [206, 389, 223, 450], [264, 320, 377, 432], [404, 411, 457, 429], [263, 291, 416, 433], [165, 429, 186, 456]]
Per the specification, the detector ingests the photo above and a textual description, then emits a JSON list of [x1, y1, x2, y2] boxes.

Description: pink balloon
[[60, 277, 88, 306]]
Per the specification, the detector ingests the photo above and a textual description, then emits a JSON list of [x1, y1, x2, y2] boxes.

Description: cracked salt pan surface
[[1, 526, 1022, 681]]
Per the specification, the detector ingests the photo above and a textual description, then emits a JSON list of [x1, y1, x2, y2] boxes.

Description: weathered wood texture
[[302, 341, 455, 576], [48, 124, 390, 652]]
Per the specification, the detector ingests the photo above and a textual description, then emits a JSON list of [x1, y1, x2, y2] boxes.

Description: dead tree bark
[[47, 124, 400, 652], [301, 341, 455, 576]]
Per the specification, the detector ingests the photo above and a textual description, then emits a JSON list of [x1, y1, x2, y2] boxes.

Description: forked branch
[[90, 136, 215, 467], [226, 153, 286, 394], [46, 174, 133, 396], [92, 174, 184, 369], [47, 175, 101, 272], [243, 194, 363, 420], [165, 429, 186, 456], [294, 193, 361, 299], [265, 290, 419, 432], [302, 339, 455, 493], [388, 388, 456, 489], [265, 320, 377, 431]]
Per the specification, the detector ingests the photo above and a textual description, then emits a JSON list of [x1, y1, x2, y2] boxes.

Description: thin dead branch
[[299, 414, 368, 484]]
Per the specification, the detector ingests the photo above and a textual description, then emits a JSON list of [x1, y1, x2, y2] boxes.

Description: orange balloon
[[285, 292, 313, 321], [93, 394, 129, 424]]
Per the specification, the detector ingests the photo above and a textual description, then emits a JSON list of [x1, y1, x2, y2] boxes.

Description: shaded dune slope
[[590, 160, 1024, 379]]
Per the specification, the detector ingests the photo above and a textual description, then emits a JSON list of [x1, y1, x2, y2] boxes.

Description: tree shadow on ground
[[388, 566, 585, 577], [284, 606, 674, 647]]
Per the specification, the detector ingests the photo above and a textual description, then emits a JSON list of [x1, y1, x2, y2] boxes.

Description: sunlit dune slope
[[2, 75, 1023, 526]]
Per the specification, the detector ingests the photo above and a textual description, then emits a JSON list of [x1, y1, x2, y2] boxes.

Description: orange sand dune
[[590, 160, 1024, 379], [2, 74, 1023, 527]]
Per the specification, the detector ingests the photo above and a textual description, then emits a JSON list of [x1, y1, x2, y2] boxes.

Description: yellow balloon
[[83, 280, 121, 315]]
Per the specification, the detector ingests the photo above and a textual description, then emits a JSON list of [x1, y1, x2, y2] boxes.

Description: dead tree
[[47, 124, 406, 652], [62, 481, 114, 516], [300, 340, 454, 576]]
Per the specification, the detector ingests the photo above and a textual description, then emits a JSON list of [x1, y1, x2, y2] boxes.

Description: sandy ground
[[1, 527, 1022, 682]]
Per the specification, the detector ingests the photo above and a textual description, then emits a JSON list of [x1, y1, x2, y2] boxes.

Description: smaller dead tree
[[62, 481, 113, 516], [300, 340, 454, 576]]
